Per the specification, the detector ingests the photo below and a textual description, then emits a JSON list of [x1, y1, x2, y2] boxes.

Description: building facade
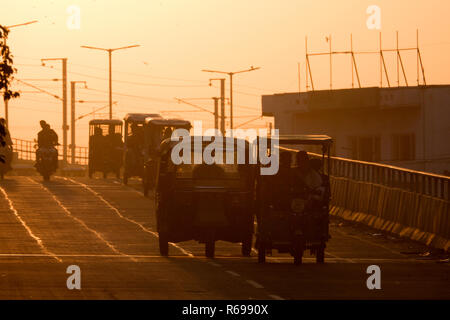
[[262, 86, 450, 175]]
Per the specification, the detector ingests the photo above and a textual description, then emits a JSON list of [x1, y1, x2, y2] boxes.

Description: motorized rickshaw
[[155, 136, 257, 258], [256, 135, 332, 265], [88, 119, 123, 178], [123, 113, 161, 184], [142, 117, 191, 196]]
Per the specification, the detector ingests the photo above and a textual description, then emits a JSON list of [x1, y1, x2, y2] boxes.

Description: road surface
[[0, 176, 448, 299]]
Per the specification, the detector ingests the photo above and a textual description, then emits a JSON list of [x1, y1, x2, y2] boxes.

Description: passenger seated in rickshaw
[[127, 123, 145, 164], [106, 125, 123, 165], [308, 158, 329, 205], [162, 127, 173, 141]]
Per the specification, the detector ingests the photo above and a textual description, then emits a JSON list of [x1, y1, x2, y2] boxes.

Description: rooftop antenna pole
[[417, 29, 420, 86], [380, 32, 383, 87], [351, 34, 354, 88], [329, 34, 332, 90], [397, 31, 400, 87], [297, 62, 301, 93], [305, 36, 309, 92]]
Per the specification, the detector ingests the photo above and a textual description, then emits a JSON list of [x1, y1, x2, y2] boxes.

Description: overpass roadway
[[0, 176, 448, 299]]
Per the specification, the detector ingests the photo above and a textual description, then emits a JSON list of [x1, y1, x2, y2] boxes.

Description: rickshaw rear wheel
[[241, 236, 252, 257], [205, 240, 215, 258], [257, 241, 266, 263], [293, 237, 304, 265], [294, 250, 303, 265], [159, 234, 169, 256], [316, 244, 325, 264]]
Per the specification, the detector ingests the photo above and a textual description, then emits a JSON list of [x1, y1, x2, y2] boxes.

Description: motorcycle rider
[[36, 120, 59, 169]]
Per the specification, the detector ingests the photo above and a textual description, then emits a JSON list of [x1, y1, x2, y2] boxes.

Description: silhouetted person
[[37, 121, 58, 148], [91, 126, 105, 166], [106, 125, 123, 165], [162, 126, 173, 141], [36, 120, 58, 168], [127, 123, 145, 167], [303, 158, 323, 191]]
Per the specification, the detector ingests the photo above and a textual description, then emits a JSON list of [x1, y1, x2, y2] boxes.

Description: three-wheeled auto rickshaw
[[142, 117, 191, 196], [256, 135, 332, 265], [155, 136, 257, 258], [88, 119, 123, 178], [123, 113, 161, 184]]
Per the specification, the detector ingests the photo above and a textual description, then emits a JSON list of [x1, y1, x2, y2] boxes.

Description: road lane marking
[[208, 262, 222, 267], [225, 270, 240, 277], [246, 280, 264, 289], [62, 177, 194, 257], [28, 178, 136, 262], [268, 294, 285, 300], [0, 186, 62, 263]]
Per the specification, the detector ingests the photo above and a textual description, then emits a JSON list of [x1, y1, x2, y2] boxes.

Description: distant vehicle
[[256, 135, 332, 265], [154, 136, 257, 258], [88, 119, 123, 179], [142, 117, 191, 196], [0, 145, 12, 180], [123, 113, 161, 184]]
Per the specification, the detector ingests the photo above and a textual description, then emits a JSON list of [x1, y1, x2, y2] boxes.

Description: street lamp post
[[3, 20, 38, 128], [202, 66, 260, 131], [80, 44, 140, 119], [70, 81, 87, 164], [41, 58, 68, 164], [209, 78, 226, 135]]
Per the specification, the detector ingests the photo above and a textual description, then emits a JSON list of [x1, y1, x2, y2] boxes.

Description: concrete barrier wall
[[330, 177, 450, 251]]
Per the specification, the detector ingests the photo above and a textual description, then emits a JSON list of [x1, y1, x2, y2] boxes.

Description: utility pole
[[70, 81, 87, 164], [41, 57, 68, 164], [212, 97, 219, 130], [81, 44, 140, 119], [202, 66, 260, 131], [209, 78, 226, 135], [3, 20, 38, 128]]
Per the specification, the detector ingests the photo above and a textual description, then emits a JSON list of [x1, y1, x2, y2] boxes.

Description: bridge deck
[[0, 176, 448, 299]]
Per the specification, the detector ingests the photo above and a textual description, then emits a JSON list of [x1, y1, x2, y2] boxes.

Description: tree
[[0, 25, 20, 161]]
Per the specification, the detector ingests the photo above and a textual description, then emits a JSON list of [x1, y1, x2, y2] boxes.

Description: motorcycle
[[35, 147, 58, 181]]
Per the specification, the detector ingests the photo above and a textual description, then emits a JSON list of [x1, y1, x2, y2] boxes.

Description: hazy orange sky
[[3, 0, 450, 146]]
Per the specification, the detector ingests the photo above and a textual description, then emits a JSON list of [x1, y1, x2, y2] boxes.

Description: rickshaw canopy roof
[[89, 119, 123, 125], [145, 118, 191, 128], [124, 113, 161, 123]]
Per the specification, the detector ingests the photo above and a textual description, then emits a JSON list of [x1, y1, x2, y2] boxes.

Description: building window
[[392, 134, 415, 161], [348, 136, 381, 162]]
